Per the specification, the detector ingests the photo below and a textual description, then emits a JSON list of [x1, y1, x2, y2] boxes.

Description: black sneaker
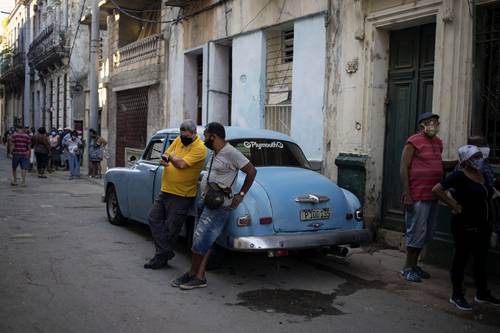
[[144, 253, 173, 269], [414, 266, 431, 279], [179, 277, 207, 290], [450, 295, 472, 311], [171, 272, 193, 287], [475, 294, 500, 306]]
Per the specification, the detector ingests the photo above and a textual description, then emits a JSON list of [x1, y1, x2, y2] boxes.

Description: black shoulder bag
[[203, 154, 237, 209]]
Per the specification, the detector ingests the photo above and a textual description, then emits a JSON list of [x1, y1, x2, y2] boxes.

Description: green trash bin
[[334, 153, 368, 205]]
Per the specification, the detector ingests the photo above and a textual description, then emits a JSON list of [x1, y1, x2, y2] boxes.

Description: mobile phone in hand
[[161, 155, 168, 162]]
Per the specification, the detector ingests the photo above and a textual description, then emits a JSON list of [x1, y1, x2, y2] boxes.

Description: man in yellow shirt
[[145, 120, 207, 269]]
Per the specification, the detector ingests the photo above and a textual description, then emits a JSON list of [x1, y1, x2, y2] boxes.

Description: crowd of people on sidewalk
[[3, 125, 107, 185], [400, 112, 500, 312]]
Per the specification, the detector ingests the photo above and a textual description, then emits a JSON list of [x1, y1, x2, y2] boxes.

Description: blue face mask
[[470, 159, 484, 170]]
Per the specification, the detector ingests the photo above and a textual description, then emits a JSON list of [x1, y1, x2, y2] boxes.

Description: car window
[[143, 138, 166, 162], [230, 139, 311, 169]]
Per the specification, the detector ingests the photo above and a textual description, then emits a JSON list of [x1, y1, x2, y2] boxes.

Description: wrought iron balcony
[[27, 24, 70, 75], [0, 50, 26, 86]]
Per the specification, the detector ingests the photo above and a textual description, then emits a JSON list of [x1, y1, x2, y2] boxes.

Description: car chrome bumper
[[229, 229, 372, 251]]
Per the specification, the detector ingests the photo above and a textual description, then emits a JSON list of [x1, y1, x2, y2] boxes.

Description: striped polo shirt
[[407, 133, 443, 201], [10, 132, 31, 157]]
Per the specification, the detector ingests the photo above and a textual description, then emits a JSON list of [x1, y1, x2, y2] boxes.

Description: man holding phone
[[144, 120, 207, 269]]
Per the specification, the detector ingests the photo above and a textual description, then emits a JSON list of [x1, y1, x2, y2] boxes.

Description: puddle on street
[[234, 289, 343, 317]]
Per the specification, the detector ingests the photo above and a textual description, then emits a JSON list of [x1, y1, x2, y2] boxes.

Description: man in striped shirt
[[9, 124, 31, 186], [400, 112, 443, 282]]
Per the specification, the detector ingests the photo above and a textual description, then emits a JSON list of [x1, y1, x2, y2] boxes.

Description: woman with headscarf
[[432, 145, 500, 311]]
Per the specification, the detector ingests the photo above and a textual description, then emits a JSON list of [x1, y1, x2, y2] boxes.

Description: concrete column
[[23, 4, 31, 127], [89, 0, 99, 131], [207, 42, 230, 125], [231, 31, 266, 128], [290, 15, 326, 162]]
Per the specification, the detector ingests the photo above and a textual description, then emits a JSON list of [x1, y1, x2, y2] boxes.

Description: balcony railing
[[264, 104, 292, 135], [0, 50, 26, 84], [28, 23, 69, 69], [114, 33, 162, 68]]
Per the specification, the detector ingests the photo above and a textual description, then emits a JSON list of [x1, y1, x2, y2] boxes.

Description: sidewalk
[[302, 245, 500, 328]]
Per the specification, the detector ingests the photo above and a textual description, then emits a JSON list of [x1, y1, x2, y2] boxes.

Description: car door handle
[[149, 169, 156, 173]]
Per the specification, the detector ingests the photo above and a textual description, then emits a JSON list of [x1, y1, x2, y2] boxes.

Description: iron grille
[[476, 4, 500, 160], [264, 104, 292, 135], [116, 88, 148, 166]]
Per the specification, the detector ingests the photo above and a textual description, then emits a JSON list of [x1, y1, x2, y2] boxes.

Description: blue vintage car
[[104, 127, 371, 256]]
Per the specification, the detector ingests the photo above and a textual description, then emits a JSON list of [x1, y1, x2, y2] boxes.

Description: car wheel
[[106, 186, 126, 226], [206, 244, 226, 271]]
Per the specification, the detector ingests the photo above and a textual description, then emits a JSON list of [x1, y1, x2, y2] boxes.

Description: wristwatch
[[239, 191, 245, 197]]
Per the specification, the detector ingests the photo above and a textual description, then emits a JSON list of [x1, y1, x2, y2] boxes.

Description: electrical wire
[[108, 0, 226, 24]]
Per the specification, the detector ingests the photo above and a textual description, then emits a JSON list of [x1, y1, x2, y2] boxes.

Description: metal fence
[[264, 104, 292, 135]]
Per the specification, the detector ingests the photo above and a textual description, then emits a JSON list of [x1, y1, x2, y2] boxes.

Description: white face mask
[[478, 146, 490, 159]]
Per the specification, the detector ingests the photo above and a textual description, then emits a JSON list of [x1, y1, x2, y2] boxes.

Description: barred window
[[282, 29, 294, 63]]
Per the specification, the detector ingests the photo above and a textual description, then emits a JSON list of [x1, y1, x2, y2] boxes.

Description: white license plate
[[300, 208, 331, 221]]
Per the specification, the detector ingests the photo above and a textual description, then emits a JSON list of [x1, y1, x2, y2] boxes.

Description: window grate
[[476, 5, 500, 161], [282, 29, 294, 63]]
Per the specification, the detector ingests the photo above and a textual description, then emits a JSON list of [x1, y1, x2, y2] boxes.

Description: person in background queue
[[88, 129, 107, 178], [48, 129, 61, 172], [144, 120, 207, 269], [67, 130, 82, 180], [32, 127, 51, 178], [9, 124, 31, 186], [400, 112, 443, 282], [172, 122, 257, 290], [433, 145, 500, 311]]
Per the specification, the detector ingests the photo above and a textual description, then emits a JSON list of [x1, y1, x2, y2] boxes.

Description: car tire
[[206, 244, 226, 271], [106, 186, 126, 226]]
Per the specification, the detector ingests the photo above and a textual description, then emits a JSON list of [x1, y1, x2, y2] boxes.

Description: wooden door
[[382, 24, 436, 231]]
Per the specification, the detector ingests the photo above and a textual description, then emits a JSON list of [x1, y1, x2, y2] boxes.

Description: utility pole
[[23, 2, 31, 127], [89, 0, 99, 131]]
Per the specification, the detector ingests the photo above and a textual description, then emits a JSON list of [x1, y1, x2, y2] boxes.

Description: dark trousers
[[35, 152, 49, 174], [450, 226, 490, 297], [148, 192, 194, 257]]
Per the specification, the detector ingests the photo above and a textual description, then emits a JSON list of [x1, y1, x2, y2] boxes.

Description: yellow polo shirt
[[161, 135, 207, 197]]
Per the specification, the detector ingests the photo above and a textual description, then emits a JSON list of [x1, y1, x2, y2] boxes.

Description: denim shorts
[[12, 154, 29, 170], [191, 206, 232, 255], [405, 200, 438, 248]]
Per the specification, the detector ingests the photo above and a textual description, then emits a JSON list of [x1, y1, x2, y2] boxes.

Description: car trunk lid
[[255, 167, 351, 232]]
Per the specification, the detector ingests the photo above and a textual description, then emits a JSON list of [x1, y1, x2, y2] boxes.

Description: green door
[[382, 24, 436, 231]]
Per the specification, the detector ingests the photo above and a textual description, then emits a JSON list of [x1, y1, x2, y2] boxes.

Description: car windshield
[[229, 139, 311, 169]]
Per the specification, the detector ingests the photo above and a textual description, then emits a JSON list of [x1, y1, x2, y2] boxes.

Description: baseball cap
[[418, 112, 439, 124]]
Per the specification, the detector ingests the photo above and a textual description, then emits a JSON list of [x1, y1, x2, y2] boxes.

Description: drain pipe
[[205, 41, 211, 125]]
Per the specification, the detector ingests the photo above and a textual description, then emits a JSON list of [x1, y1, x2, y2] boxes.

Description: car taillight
[[260, 217, 272, 224], [237, 215, 251, 227]]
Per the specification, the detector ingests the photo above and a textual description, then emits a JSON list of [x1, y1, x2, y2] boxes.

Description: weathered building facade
[[0, 0, 28, 132], [0, 0, 89, 134]]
